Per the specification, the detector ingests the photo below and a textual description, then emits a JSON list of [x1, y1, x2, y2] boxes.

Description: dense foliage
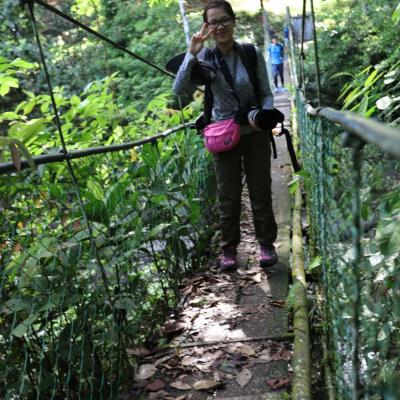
[[304, 0, 400, 125], [0, 55, 217, 398]]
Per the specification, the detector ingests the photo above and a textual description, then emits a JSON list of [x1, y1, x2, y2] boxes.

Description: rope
[[0, 123, 194, 174]]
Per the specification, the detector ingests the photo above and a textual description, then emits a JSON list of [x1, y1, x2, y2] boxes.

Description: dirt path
[[129, 81, 293, 400]]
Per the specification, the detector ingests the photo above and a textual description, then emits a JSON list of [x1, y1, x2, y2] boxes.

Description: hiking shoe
[[219, 246, 238, 272], [260, 245, 278, 268]]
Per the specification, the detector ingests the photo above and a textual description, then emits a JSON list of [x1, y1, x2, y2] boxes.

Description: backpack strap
[[236, 43, 259, 103], [236, 43, 277, 159], [203, 48, 214, 125]]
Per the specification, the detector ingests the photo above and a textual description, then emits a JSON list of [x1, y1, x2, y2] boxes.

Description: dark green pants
[[213, 130, 277, 249]]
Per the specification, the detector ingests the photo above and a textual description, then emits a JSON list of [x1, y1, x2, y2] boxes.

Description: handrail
[[305, 102, 400, 158], [0, 122, 193, 174]]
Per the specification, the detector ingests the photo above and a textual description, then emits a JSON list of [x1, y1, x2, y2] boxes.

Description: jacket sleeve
[[256, 47, 274, 110], [172, 52, 198, 97]]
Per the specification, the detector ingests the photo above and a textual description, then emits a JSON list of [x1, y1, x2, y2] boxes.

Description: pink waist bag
[[203, 118, 240, 153]]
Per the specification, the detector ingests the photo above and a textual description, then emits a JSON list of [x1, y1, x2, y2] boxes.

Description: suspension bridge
[[1, 1, 400, 399]]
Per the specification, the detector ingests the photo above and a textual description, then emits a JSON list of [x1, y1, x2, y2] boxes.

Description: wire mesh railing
[[0, 131, 217, 399], [287, 2, 400, 397], [296, 91, 400, 398]]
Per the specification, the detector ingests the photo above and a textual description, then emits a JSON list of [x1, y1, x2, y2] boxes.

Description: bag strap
[[238, 43, 278, 160], [236, 43, 259, 102], [215, 46, 240, 105], [203, 48, 214, 125], [281, 123, 300, 172]]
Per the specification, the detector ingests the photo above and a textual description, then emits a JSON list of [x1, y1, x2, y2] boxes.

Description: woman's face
[[206, 7, 235, 47]]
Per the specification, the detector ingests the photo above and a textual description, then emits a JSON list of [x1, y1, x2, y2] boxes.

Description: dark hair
[[271, 35, 278, 40], [203, 1, 236, 23]]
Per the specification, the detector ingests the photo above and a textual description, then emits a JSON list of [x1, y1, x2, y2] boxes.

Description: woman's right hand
[[189, 23, 214, 56]]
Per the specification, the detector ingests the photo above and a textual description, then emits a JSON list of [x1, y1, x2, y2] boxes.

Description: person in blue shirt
[[268, 36, 284, 92]]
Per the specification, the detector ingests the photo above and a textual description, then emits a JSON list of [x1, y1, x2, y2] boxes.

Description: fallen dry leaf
[[235, 368, 252, 388], [181, 285, 194, 295], [236, 344, 256, 357], [269, 300, 286, 308], [181, 356, 196, 367], [193, 379, 223, 391], [170, 381, 191, 391], [270, 350, 292, 361], [239, 273, 262, 284], [195, 363, 212, 373], [135, 364, 157, 381], [147, 390, 170, 399], [213, 371, 223, 382], [162, 320, 186, 335], [126, 347, 152, 358], [153, 354, 174, 367], [266, 377, 291, 390], [145, 379, 166, 392]]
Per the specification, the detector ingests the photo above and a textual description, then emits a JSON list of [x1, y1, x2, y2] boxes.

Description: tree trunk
[[179, 0, 191, 46]]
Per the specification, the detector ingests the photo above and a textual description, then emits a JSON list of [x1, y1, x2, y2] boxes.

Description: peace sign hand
[[189, 23, 215, 56]]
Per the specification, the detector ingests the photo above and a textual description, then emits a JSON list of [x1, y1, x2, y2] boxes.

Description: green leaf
[[11, 59, 35, 69], [287, 175, 301, 195], [87, 178, 104, 201], [11, 315, 36, 338], [393, 2, 400, 24], [307, 256, 322, 272], [364, 69, 382, 88], [0, 76, 19, 96], [148, 223, 171, 239], [84, 198, 109, 225], [105, 180, 129, 211], [358, 95, 369, 115], [1, 298, 31, 315], [361, 202, 369, 221], [70, 95, 80, 107], [376, 214, 400, 256], [8, 118, 47, 144], [0, 111, 20, 121]]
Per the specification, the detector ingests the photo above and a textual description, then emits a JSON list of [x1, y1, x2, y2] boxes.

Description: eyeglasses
[[207, 17, 233, 29]]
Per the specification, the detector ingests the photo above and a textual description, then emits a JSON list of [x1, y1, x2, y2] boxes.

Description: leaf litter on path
[[135, 364, 157, 381], [193, 379, 224, 391], [235, 368, 252, 387], [266, 377, 291, 390]]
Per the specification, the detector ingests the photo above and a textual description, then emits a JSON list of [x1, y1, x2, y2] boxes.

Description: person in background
[[268, 35, 284, 92], [173, 0, 278, 271]]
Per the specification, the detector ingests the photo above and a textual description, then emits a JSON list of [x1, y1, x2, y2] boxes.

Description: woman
[[173, 0, 278, 271]]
